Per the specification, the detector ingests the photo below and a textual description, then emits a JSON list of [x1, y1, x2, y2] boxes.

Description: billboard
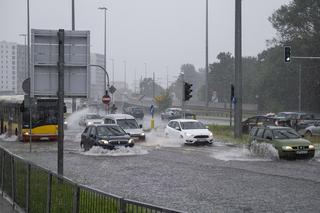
[[31, 29, 90, 97]]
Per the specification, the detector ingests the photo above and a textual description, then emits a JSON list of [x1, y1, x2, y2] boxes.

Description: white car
[[104, 114, 146, 141], [164, 119, 214, 145], [79, 113, 104, 127]]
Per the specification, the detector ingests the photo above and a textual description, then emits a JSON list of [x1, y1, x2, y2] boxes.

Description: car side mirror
[[89, 134, 95, 138], [175, 126, 181, 131], [127, 133, 131, 136], [139, 124, 143, 128], [301, 135, 304, 138]]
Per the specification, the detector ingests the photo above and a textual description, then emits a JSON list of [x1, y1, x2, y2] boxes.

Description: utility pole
[[234, 0, 242, 138], [27, 0, 32, 153], [205, 0, 209, 114], [71, 0, 77, 112], [298, 64, 302, 112], [124, 60, 127, 90], [153, 72, 155, 99]]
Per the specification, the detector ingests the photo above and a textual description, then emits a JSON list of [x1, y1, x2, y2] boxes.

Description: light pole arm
[[90, 64, 110, 89]]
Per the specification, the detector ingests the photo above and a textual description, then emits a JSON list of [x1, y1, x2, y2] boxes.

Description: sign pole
[[57, 29, 65, 176]]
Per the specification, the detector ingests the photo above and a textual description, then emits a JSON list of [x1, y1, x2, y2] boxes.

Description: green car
[[249, 126, 315, 159]]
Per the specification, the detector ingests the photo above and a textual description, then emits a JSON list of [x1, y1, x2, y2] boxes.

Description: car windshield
[[117, 119, 139, 129], [86, 114, 101, 119], [97, 126, 126, 136], [180, 121, 206, 130], [272, 129, 300, 139]]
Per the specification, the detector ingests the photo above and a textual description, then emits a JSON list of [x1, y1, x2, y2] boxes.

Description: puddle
[[79, 146, 148, 156]]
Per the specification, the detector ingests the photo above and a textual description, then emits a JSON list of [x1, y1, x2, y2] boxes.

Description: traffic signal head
[[184, 82, 193, 101], [284, 46, 291, 62], [231, 84, 235, 100]]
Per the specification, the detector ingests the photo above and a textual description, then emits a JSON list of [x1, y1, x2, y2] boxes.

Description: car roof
[[257, 125, 292, 130], [170, 119, 199, 122], [87, 124, 119, 127], [167, 108, 181, 111], [104, 113, 135, 119]]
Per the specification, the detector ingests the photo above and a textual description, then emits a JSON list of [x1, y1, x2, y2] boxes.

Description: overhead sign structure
[[31, 29, 90, 97]]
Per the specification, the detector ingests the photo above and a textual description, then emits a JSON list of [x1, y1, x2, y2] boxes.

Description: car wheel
[[83, 142, 90, 151]]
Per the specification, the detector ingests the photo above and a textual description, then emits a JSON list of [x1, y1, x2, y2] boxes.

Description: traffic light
[[231, 84, 235, 101], [284, 46, 291, 62], [184, 82, 193, 101]]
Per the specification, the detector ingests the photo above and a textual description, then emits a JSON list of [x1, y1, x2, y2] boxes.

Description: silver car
[[299, 121, 320, 137]]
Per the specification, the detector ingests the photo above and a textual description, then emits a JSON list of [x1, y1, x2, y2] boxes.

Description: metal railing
[[0, 146, 185, 213]]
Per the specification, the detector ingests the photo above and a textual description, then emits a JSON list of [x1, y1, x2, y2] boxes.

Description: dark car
[[80, 124, 134, 151], [123, 106, 144, 119], [241, 115, 277, 134]]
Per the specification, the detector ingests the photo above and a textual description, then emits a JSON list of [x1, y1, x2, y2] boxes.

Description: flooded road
[[0, 117, 320, 212]]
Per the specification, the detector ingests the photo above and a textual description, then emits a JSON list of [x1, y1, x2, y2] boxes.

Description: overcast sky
[[1, 0, 290, 89]]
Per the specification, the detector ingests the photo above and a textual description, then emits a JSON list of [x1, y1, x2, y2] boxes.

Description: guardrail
[[0, 146, 185, 213]]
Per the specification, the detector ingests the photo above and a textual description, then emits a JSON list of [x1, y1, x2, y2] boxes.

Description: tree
[[139, 78, 164, 98]]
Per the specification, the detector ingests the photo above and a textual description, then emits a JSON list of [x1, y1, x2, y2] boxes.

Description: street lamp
[[98, 7, 108, 94], [123, 60, 127, 90]]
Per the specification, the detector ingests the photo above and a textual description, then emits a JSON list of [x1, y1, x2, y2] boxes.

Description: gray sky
[[0, 0, 290, 89]]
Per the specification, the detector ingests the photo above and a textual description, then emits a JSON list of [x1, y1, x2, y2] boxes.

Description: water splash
[[249, 141, 279, 160], [142, 128, 184, 148], [79, 146, 148, 156], [0, 133, 18, 142]]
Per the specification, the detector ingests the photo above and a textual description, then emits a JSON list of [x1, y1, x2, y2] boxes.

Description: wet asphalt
[[1, 126, 320, 213]]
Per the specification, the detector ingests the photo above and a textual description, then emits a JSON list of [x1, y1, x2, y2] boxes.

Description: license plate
[[296, 150, 308, 154], [40, 137, 49, 141], [197, 139, 207, 142]]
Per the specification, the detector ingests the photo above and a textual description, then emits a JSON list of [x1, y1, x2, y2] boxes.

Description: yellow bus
[[0, 95, 60, 142]]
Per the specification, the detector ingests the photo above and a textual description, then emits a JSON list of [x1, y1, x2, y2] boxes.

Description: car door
[[171, 121, 182, 138], [262, 129, 273, 145], [312, 121, 320, 136], [88, 126, 97, 149], [255, 128, 265, 144], [81, 126, 90, 146]]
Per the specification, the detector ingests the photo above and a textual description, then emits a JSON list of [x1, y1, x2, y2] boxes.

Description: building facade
[[17, 44, 27, 95], [0, 41, 18, 95]]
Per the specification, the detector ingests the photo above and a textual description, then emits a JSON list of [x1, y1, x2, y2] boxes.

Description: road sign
[[109, 85, 116, 94], [102, 95, 111, 104], [31, 29, 90, 97], [22, 78, 30, 94]]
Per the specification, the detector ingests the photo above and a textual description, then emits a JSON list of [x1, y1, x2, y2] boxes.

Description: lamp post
[[98, 7, 108, 94], [144, 62, 147, 79], [123, 60, 127, 90], [205, 0, 209, 113]]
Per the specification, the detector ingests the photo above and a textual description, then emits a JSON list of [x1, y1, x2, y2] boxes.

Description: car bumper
[[279, 149, 315, 159], [185, 138, 213, 145], [97, 143, 134, 150]]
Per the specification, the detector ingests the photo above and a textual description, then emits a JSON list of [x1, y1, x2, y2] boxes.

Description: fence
[[0, 146, 185, 213]]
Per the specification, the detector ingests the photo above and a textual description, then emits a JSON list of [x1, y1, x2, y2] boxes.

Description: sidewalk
[[0, 195, 18, 213]]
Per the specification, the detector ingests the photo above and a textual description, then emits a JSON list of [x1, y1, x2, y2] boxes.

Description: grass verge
[[208, 124, 249, 145]]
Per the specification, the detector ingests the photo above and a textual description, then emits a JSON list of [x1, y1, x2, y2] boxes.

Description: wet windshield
[[86, 114, 101, 119], [97, 126, 126, 136], [180, 122, 206, 130], [117, 119, 139, 129], [272, 129, 300, 139]]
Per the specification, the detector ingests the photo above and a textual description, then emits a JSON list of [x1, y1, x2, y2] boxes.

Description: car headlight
[[140, 132, 145, 136], [282, 146, 293, 151], [87, 122, 93, 125], [99, 140, 109, 144], [209, 132, 213, 137], [129, 139, 134, 144], [309, 144, 315, 149], [185, 133, 193, 137], [64, 121, 68, 125], [24, 132, 29, 135]]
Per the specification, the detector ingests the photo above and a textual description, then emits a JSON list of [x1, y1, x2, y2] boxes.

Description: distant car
[[80, 124, 134, 151], [161, 108, 182, 120], [104, 114, 145, 141], [161, 108, 196, 120], [275, 112, 315, 130], [241, 115, 278, 134], [249, 126, 315, 159], [164, 119, 214, 145], [123, 106, 144, 119], [298, 120, 320, 138], [79, 113, 104, 127]]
